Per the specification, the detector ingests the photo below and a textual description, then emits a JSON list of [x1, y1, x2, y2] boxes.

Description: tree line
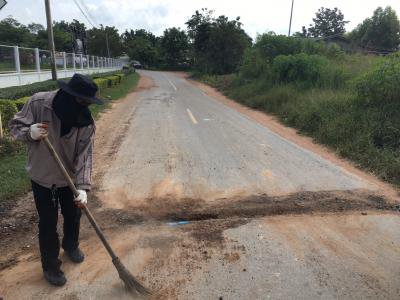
[[295, 6, 400, 53], [0, 17, 124, 57], [0, 6, 399, 73]]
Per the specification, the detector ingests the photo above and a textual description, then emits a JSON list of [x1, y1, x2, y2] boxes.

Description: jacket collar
[[43, 90, 59, 110]]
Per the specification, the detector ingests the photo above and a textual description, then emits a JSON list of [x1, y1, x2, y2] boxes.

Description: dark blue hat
[[57, 73, 103, 105]]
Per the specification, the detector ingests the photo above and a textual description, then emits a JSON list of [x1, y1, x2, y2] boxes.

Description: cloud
[[0, 0, 399, 39], [24, 7, 32, 18]]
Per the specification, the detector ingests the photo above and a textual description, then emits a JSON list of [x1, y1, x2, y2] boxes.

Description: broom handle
[[43, 137, 118, 261]]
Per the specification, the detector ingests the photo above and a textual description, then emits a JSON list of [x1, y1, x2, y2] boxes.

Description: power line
[[72, 0, 96, 28], [78, 0, 99, 27], [73, 0, 111, 57]]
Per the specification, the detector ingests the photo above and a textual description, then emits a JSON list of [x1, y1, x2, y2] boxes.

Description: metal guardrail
[[0, 44, 126, 88]]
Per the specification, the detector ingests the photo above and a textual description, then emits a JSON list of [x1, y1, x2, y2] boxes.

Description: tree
[[186, 9, 251, 74], [35, 21, 74, 52], [186, 8, 213, 68], [122, 29, 159, 66], [293, 26, 310, 38], [349, 6, 400, 51], [0, 16, 33, 46], [0, 17, 79, 50], [160, 27, 189, 68], [34, 19, 89, 52], [207, 15, 252, 74], [307, 7, 348, 38], [27, 23, 45, 34], [87, 25, 123, 57], [0, 16, 126, 57]]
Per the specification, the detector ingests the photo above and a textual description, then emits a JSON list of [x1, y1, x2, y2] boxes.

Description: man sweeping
[[9, 74, 103, 286]]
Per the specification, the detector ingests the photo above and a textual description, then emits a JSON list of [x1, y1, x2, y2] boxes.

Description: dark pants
[[31, 180, 82, 271]]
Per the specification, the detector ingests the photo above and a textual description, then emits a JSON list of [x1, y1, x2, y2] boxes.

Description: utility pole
[[0, 112, 3, 139], [0, 0, 8, 11], [288, 0, 294, 36], [105, 32, 110, 57], [44, 0, 57, 80]]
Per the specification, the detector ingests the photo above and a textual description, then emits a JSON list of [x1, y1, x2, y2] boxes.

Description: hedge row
[[0, 73, 125, 133], [93, 73, 124, 92], [0, 71, 126, 100], [0, 100, 18, 131]]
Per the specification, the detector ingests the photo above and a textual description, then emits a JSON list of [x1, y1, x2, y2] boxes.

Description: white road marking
[[260, 143, 272, 149], [187, 109, 198, 124], [163, 74, 177, 91], [169, 80, 177, 91]]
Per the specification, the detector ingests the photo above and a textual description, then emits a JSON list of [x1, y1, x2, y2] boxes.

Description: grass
[[0, 71, 140, 202], [0, 61, 16, 73], [0, 151, 30, 201]]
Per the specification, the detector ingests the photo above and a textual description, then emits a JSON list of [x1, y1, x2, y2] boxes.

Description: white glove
[[30, 123, 48, 140], [74, 190, 87, 205]]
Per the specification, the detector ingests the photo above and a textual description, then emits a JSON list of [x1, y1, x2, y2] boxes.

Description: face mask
[[52, 90, 93, 137]]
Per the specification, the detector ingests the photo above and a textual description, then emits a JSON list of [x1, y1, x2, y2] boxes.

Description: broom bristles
[[113, 257, 151, 296]]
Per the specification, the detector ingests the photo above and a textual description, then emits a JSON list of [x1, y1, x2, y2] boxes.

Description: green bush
[[256, 34, 303, 61], [0, 136, 23, 158], [272, 53, 344, 88], [91, 70, 124, 79], [239, 48, 271, 80], [14, 97, 30, 110], [355, 53, 400, 106], [94, 74, 125, 91], [114, 73, 124, 83], [339, 54, 381, 79], [353, 54, 400, 151], [255, 33, 343, 61], [0, 99, 18, 131], [107, 75, 121, 86], [94, 78, 109, 92], [0, 80, 59, 100]]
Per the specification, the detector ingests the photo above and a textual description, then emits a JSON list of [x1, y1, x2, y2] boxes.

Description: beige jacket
[[9, 90, 95, 190]]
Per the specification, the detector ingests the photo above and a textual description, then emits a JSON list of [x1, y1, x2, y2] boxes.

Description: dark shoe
[[66, 248, 85, 263], [44, 269, 67, 286]]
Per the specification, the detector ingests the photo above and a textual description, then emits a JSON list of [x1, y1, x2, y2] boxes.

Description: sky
[[1, 0, 400, 39]]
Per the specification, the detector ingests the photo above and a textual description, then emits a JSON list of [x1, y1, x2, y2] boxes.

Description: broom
[[43, 137, 151, 296]]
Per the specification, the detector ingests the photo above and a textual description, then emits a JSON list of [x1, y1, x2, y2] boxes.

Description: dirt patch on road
[[184, 218, 249, 246], [98, 189, 396, 224]]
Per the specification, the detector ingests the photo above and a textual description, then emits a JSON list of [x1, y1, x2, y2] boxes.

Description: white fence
[[0, 44, 126, 88]]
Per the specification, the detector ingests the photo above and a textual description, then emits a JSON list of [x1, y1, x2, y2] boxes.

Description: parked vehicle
[[131, 60, 142, 69]]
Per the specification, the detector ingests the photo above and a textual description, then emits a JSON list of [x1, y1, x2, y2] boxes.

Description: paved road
[[1, 71, 399, 299], [100, 71, 371, 203], [97, 71, 398, 299]]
